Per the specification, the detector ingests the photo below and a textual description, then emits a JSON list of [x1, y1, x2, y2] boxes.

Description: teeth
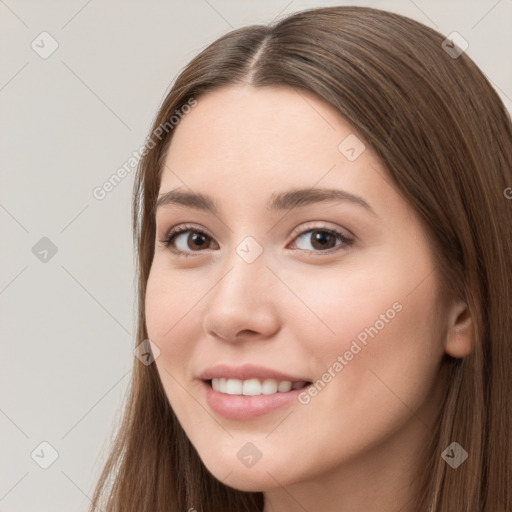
[[261, 379, 278, 394], [243, 378, 262, 396], [277, 381, 292, 392], [226, 378, 243, 395], [211, 378, 307, 396]]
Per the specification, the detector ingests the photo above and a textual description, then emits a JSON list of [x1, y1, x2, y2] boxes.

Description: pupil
[[190, 233, 207, 249], [313, 231, 334, 249]]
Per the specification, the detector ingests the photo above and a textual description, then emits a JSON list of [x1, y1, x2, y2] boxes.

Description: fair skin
[[145, 84, 474, 512]]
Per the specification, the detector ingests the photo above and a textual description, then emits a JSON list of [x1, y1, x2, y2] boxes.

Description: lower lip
[[202, 380, 305, 420]]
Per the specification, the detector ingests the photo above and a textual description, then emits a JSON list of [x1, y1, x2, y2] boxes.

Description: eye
[[159, 223, 354, 257], [159, 224, 217, 257], [289, 225, 353, 253]]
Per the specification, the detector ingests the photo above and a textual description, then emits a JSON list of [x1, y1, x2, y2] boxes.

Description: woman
[[90, 6, 512, 511]]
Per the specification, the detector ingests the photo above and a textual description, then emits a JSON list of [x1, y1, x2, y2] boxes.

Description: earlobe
[[444, 301, 475, 358]]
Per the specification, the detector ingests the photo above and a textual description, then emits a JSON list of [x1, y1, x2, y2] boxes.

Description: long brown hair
[[89, 6, 512, 511]]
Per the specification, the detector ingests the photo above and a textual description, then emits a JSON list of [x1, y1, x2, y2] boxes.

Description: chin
[[200, 452, 293, 492], [214, 468, 282, 493]]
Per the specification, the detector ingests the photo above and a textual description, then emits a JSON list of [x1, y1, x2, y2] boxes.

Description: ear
[[444, 300, 475, 358]]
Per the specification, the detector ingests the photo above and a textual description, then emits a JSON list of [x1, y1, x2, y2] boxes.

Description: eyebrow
[[155, 187, 377, 217]]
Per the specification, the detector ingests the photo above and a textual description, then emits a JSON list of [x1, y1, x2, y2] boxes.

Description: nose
[[202, 247, 281, 343]]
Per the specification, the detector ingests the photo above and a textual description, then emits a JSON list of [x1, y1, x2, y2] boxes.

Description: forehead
[[165, 85, 353, 163], [159, 84, 405, 222]]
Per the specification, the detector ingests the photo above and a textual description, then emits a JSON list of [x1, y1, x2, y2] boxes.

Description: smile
[[209, 377, 310, 396]]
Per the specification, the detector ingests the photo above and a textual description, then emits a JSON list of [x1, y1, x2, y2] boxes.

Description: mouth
[[198, 364, 313, 420], [206, 378, 312, 396], [202, 378, 313, 420]]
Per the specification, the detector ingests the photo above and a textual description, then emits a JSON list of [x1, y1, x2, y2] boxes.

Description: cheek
[[288, 251, 444, 406], [144, 265, 199, 369], [145, 260, 201, 339], [277, 255, 409, 357], [145, 266, 207, 426]]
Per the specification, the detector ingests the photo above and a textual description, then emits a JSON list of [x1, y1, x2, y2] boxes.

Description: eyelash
[[159, 223, 354, 258]]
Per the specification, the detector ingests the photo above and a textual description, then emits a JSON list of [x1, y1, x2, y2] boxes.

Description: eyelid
[[288, 220, 354, 241], [163, 222, 211, 241]]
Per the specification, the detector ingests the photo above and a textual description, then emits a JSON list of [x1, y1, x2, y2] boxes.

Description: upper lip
[[198, 363, 311, 383]]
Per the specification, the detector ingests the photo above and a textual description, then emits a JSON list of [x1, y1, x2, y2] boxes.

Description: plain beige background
[[1, 1, 511, 510]]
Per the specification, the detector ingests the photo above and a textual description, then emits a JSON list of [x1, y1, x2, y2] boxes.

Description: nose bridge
[[214, 234, 269, 305], [202, 234, 280, 340]]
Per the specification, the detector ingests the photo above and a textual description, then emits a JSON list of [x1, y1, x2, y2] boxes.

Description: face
[[145, 84, 452, 496]]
